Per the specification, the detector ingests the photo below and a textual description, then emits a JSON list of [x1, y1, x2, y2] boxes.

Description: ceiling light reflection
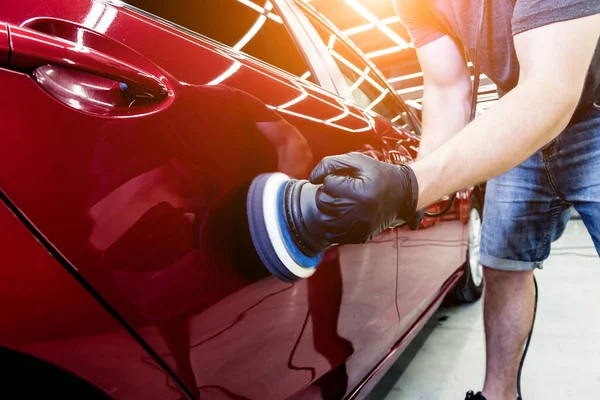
[[207, 61, 242, 85], [404, 100, 422, 110], [343, 16, 401, 37], [277, 91, 308, 109], [237, 0, 282, 23], [388, 72, 423, 83], [365, 45, 405, 59], [233, 14, 267, 51], [330, 50, 386, 93], [326, 107, 350, 123], [343, 0, 408, 48], [349, 66, 370, 91], [82, 3, 105, 28], [273, 106, 372, 133], [96, 5, 118, 33]]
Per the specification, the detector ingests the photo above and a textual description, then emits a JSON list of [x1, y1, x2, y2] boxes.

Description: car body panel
[[0, 1, 410, 398], [0, 194, 188, 399], [0, 1, 470, 398]]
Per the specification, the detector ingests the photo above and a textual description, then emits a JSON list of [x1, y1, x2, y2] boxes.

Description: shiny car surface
[[0, 1, 474, 399]]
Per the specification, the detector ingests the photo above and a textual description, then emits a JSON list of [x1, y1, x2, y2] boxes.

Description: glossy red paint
[[349, 272, 462, 400], [0, 1, 471, 398], [0, 22, 8, 64], [0, 199, 188, 399], [9, 21, 169, 97], [3, 18, 174, 117]]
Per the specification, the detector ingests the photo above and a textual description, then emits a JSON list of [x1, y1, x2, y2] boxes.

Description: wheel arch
[[0, 345, 112, 399]]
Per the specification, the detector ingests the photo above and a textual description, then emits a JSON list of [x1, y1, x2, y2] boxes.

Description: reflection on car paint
[[0, 200, 188, 399], [0, 0, 467, 398], [86, 84, 315, 396]]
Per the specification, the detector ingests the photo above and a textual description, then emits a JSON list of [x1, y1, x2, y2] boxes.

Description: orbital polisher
[[246, 156, 423, 282], [246, 173, 331, 282]]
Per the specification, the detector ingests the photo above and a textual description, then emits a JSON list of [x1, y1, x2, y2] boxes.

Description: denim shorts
[[480, 103, 600, 271]]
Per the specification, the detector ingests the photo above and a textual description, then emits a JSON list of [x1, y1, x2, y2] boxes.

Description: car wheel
[[452, 195, 484, 303]]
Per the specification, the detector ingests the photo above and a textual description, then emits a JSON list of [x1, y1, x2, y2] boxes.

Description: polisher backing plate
[[247, 173, 318, 281], [277, 181, 323, 268]]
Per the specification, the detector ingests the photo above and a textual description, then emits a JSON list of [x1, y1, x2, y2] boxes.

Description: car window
[[123, 0, 313, 80], [301, 11, 413, 129]]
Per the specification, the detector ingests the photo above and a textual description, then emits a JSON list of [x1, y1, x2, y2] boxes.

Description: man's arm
[[416, 35, 472, 159], [412, 13, 600, 208]]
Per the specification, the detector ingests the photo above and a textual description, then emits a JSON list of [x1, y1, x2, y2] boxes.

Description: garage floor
[[367, 219, 600, 399]]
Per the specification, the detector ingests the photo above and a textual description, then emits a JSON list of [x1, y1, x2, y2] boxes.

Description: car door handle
[[0, 23, 9, 65], [3, 19, 169, 100]]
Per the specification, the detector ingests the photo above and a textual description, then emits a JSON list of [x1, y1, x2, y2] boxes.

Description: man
[[308, 1, 600, 399]]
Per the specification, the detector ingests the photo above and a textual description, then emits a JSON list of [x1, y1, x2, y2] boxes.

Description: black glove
[[309, 152, 419, 244]]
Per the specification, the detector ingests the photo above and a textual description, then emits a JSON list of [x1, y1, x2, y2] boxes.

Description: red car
[[0, 1, 484, 399]]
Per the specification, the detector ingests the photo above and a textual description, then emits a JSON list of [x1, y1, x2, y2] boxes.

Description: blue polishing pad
[[247, 173, 323, 282]]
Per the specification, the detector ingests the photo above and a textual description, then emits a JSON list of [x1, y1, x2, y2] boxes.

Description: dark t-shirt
[[394, 0, 600, 108]]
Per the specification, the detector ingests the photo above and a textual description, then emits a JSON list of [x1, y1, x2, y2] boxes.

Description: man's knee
[[483, 266, 533, 287], [482, 267, 535, 320]]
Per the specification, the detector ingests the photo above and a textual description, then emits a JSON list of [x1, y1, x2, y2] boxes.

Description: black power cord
[[424, 192, 457, 218], [517, 245, 597, 398], [517, 276, 538, 400]]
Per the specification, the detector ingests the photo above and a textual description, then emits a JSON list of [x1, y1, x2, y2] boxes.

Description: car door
[[0, 0, 400, 398], [0, 199, 191, 399], [292, 1, 469, 338]]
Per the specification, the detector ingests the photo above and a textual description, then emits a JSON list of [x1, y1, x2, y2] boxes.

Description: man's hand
[[309, 152, 418, 244]]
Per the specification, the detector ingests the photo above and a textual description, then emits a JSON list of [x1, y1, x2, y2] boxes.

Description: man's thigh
[[552, 106, 600, 254], [480, 150, 572, 271]]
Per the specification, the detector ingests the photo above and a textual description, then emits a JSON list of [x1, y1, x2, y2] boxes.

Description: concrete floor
[[368, 219, 600, 400]]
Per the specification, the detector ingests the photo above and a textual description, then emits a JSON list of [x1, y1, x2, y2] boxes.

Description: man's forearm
[[411, 77, 580, 208]]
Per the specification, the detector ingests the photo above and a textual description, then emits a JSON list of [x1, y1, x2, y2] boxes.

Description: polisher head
[[247, 173, 324, 282]]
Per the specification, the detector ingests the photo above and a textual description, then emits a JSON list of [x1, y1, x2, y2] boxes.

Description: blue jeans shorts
[[480, 103, 600, 271]]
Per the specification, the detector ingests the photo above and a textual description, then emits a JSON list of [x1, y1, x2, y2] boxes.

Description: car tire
[[452, 195, 484, 303]]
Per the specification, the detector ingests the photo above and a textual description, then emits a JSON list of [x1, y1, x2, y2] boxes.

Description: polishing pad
[[247, 173, 323, 281]]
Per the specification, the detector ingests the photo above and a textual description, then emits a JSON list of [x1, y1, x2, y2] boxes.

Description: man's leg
[[573, 202, 600, 255], [555, 107, 600, 257], [475, 140, 572, 400], [551, 106, 600, 255], [481, 268, 535, 400]]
